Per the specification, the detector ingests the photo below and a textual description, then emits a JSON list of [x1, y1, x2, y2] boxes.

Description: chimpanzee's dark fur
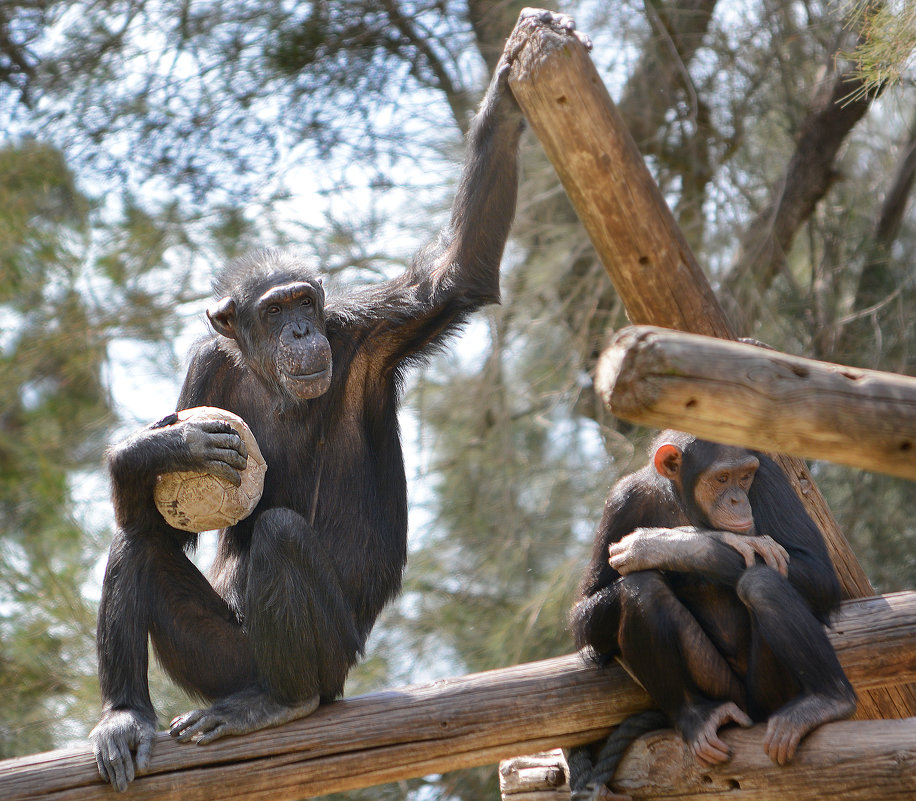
[[89, 9, 566, 788]]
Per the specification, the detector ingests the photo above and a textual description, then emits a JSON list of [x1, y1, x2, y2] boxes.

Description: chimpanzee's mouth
[[286, 368, 329, 381]]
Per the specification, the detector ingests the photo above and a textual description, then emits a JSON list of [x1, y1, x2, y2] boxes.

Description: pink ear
[[653, 443, 682, 479], [207, 296, 237, 339]]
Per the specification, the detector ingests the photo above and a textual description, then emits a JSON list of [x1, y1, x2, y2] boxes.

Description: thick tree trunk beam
[[502, 720, 916, 800], [506, 12, 732, 338], [595, 325, 916, 480], [612, 718, 916, 800], [3, 593, 915, 800]]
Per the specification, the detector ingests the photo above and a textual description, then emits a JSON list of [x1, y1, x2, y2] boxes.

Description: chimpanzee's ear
[[653, 443, 683, 481], [207, 296, 237, 340]]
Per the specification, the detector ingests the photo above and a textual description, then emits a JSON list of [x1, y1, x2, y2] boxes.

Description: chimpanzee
[[90, 11, 587, 791], [571, 431, 856, 768]]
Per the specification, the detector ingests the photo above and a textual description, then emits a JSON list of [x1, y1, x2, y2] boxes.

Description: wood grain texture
[[613, 719, 916, 800], [507, 14, 730, 337], [501, 719, 916, 800], [595, 325, 916, 480]]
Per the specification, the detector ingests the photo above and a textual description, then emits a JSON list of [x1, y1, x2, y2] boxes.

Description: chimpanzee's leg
[[243, 507, 363, 702], [737, 565, 856, 764], [170, 507, 363, 744], [145, 539, 259, 699], [92, 532, 257, 790], [617, 571, 751, 765]]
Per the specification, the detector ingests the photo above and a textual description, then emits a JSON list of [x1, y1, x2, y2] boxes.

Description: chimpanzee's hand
[[510, 9, 592, 59], [173, 419, 248, 487], [90, 708, 156, 792], [713, 531, 789, 576], [608, 527, 661, 575], [492, 9, 592, 113]]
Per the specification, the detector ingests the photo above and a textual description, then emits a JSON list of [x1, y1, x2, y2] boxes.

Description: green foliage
[[0, 142, 105, 756], [844, 1, 916, 99]]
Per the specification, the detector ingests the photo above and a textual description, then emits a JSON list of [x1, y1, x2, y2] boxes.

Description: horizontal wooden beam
[[613, 719, 916, 800], [595, 325, 916, 480], [502, 719, 916, 801], [2, 592, 915, 801]]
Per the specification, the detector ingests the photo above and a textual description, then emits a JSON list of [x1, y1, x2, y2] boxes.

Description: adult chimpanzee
[[90, 12, 587, 791], [571, 431, 856, 768]]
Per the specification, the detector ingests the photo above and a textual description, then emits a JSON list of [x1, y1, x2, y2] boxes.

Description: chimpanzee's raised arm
[[328, 11, 586, 369]]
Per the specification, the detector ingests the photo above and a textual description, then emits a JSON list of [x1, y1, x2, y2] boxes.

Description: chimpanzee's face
[[255, 280, 332, 400], [207, 275, 332, 401], [654, 441, 759, 534], [691, 447, 759, 534]]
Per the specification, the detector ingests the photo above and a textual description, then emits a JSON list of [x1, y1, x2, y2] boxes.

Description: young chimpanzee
[[90, 11, 588, 792], [571, 431, 856, 768]]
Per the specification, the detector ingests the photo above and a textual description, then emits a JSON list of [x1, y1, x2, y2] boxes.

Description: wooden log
[[595, 325, 916, 481], [612, 719, 916, 800], [502, 720, 916, 801], [500, 718, 916, 801], [499, 749, 569, 800], [506, 12, 730, 338], [2, 593, 915, 801], [505, 9, 916, 716]]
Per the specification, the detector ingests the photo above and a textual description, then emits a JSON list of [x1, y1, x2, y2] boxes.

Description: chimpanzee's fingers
[[92, 743, 111, 786], [204, 460, 243, 487], [737, 542, 756, 568], [207, 431, 248, 461], [607, 543, 631, 575], [694, 735, 729, 766], [208, 442, 248, 471], [106, 740, 133, 793], [135, 727, 154, 773], [764, 720, 798, 765], [757, 536, 790, 576], [194, 723, 233, 745], [719, 532, 756, 567], [170, 709, 205, 738]]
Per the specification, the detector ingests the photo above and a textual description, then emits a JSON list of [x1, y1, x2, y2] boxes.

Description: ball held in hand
[[154, 407, 267, 532]]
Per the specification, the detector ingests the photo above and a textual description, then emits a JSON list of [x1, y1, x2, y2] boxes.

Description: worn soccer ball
[[154, 407, 267, 533]]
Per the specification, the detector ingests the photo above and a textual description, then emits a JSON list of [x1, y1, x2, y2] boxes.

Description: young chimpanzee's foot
[[169, 686, 320, 745], [678, 701, 753, 766], [764, 691, 856, 764]]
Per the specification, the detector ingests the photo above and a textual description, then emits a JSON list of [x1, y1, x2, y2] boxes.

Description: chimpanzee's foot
[[764, 692, 856, 765], [679, 701, 753, 766], [169, 686, 320, 745]]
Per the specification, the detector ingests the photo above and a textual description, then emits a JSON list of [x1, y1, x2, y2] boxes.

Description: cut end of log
[[505, 9, 592, 88]]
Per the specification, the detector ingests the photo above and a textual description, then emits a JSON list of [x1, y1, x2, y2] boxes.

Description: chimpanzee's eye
[[301, 297, 312, 306], [267, 305, 281, 315]]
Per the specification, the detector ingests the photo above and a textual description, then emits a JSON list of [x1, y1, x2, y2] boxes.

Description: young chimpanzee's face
[[690, 447, 759, 533], [653, 440, 759, 533]]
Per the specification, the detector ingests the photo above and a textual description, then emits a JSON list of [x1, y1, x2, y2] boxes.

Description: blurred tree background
[[0, 0, 913, 797]]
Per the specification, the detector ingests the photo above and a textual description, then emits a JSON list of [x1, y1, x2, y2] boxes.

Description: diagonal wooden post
[[504, 10, 916, 717]]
